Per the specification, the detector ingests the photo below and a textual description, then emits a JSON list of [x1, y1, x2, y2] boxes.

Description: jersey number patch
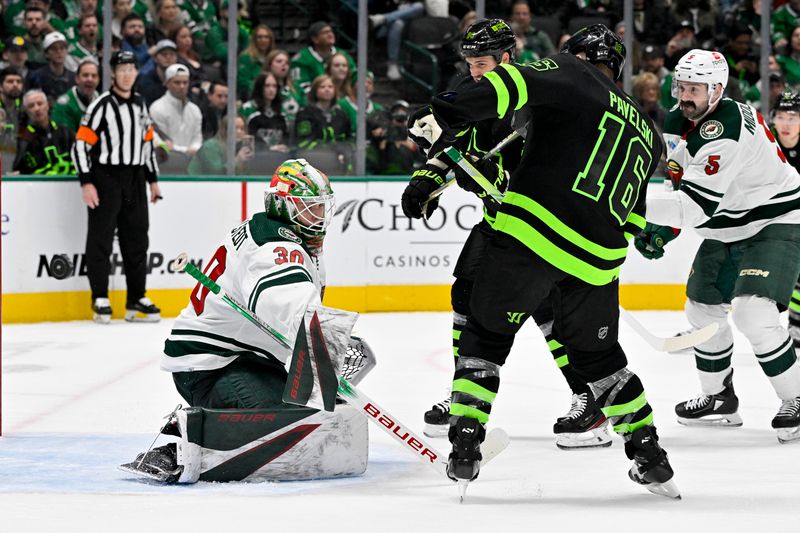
[[190, 245, 227, 315], [704, 155, 720, 175], [572, 111, 652, 225], [274, 247, 304, 265]]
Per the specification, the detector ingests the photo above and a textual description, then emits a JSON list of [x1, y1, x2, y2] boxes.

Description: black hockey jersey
[[432, 54, 664, 286]]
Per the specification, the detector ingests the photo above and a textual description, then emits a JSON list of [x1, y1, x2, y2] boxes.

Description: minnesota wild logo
[[699, 120, 723, 140]]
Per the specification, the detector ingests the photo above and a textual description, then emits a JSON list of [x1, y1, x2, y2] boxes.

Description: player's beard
[[680, 100, 707, 121]]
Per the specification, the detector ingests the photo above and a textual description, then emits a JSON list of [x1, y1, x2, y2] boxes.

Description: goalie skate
[[125, 297, 161, 323], [675, 370, 742, 427], [554, 393, 612, 450], [119, 443, 182, 483]]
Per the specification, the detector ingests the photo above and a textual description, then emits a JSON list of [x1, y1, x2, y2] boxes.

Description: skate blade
[[423, 423, 449, 438], [118, 462, 179, 483], [645, 478, 682, 500], [457, 480, 469, 503], [777, 426, 800, 444], [93, 313, 111, 324], [125, 311, 161, 323], [556, 427, 613, 450], [677, 413, 743, 427]]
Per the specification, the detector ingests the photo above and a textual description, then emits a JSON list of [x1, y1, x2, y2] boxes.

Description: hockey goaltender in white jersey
[[120, 159, 377, 482]]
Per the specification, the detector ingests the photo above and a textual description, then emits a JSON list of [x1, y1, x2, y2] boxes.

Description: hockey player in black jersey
[[772, 91, 800, 348], [417, 24, 678, 498], [403, 19, 610, 450]]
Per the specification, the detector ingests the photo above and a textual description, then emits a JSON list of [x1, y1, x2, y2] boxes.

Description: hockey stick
[[421, 129, 522, 214], [173, 253, 509, 479], [618, 307, 719, 352]]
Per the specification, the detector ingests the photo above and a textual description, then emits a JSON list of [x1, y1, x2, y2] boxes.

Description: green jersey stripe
[[499, 64, 528, 110], [681, 185, 720, 218], [250, 271, 314, 311], [698, 197, 800, 229], [165, 339, 270, 360], [494, 211, 623, 286], [483, 70, 510, 118], [681, 179, 724, 198], [247, 265, 313, 310], [170, 328, 273, 358]]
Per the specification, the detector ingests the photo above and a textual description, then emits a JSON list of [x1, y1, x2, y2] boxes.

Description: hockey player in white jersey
[[120, 159, 374, 482], [636, 49, 800, 443]]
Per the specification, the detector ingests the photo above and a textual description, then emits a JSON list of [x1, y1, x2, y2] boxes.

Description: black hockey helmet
[[461, 18, 516, 62], [110, 50, 138, 69], [773, 91, 800, 115], [560, 24, 626, 81]]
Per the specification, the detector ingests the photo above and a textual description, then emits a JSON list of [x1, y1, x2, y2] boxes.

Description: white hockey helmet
[[671, 49, 728, 107]]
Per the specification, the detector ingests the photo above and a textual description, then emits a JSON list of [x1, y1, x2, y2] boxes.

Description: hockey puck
[[50, 254, 73, 280]]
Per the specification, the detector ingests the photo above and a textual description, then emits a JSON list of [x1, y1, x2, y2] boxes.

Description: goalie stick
[[173, 253, 510, 481]]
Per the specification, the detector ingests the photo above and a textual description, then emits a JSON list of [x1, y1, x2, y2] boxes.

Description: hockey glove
[[634, 223, 680, 260], [453, 154, 506, 196], [407, 106, 442, 156], [401, 164, 447, 219]]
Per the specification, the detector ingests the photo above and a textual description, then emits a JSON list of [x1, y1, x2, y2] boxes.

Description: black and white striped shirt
[[71, 89, 159, 184]]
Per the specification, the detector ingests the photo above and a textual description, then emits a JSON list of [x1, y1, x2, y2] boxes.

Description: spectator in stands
[[201, 0, 248, 67], [52, 57, 99, 133], [149, 63, 202, 155], [27, 32, 75, 101], [0, 68, 25, 147], [112, 0, 134, 39], [121, 13, 151, 69], [146, 0, 184, 46], [240, 72, 289, 153], [291, 21, 356, 94], [137, 39, 178, 104], [23, 6, 49, 68], [238, 24, 274, 100], [1, 37, 31, 80], [62, 0, 101, 43], [13, 89, 74, 174], [366, 99, 418, 174], [730, 0, 763, 47], [325, 52, 354, 101], [669, 0, 717, 47], [199, 81, 227, 139], [176, 0, 216, 39], [509, 0, 555, 60], [632, 0, 671, 46], [779, 26, 800, 88], [339, 70, 382, 134], [772, 0, 800, 53], [665, 19, 698, 70], [368, 2, 426, 81], [294, 74, 351, 149], [510, 22, 536, 64], [267, 49, 304, 127], [723, 24, 760, 90], [169, 24, 205, 88], [632, 72, 666, 130], [66, 13, 100, 72], [187, 114, 253, 175]]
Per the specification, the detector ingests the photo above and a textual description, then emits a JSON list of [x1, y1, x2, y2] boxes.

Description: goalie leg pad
[[176, 404, 368, 483]]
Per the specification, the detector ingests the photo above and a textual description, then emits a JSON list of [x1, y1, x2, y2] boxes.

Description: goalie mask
[[265, 159, 335, 248]]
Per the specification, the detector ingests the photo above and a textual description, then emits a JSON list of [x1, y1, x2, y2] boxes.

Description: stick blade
[[661, 322, 719, 352]]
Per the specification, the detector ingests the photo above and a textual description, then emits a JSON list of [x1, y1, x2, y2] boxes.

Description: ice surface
[[2, 312, 798, 531]]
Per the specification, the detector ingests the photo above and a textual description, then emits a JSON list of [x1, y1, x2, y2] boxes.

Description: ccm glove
[[634, 222, 680, 260], [401, 164, 447, 219]]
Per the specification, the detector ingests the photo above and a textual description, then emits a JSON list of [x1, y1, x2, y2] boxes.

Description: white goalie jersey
[[161, 213, 325, 373], [647, 98, 800, 242]]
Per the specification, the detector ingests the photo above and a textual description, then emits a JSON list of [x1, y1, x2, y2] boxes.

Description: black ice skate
[[423, 396, 450, 438], [447, 416, 485, 501], [626, 426, 681, 499], [772, 396, 800, 444], [675, 369, 742, 427], [125, 297, 161, 323], [553, 392, 612, 450], [92, 298, 112, 324], [119, 443, 182, 483]]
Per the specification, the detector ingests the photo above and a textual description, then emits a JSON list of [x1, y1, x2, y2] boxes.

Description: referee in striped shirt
[[71, 50, 163, 324]]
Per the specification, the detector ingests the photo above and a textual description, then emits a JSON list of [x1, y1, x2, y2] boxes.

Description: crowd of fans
[[2, 0, 800, 177]]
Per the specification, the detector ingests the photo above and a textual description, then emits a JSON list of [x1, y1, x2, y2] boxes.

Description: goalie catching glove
[[401, 161, 448, 219], [634, 223, 680, 260]]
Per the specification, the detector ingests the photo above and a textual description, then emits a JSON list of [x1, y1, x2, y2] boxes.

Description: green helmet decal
[[264, 159, 335, 245]]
